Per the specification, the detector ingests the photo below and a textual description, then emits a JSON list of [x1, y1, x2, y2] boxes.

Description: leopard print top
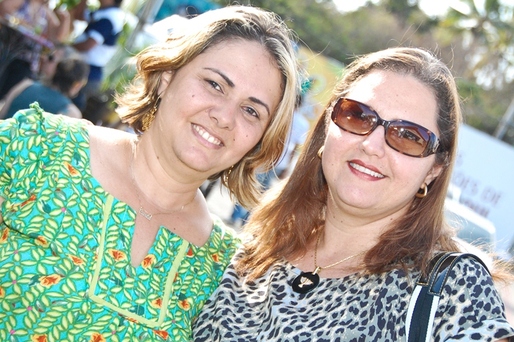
[[193, 254, 514, 341]]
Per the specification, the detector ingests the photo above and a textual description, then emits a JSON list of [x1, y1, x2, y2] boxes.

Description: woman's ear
[[158, 71, 173, 95], [424, 163, 444, 186]]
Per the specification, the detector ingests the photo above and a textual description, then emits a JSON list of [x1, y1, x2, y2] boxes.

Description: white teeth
[[193, 125, 222, 146], [349, 162, 385, 178]]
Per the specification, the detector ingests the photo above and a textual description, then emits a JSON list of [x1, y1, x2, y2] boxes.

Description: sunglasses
[[330, 98, 440, 158]]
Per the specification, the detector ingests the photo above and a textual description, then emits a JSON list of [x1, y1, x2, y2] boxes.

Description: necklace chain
[[313, 234, 364, 275], [130, 142, 196, 221], [291, 232, 366, 294]]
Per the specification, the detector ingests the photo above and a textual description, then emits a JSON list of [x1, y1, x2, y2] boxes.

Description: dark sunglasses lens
[[386, 122, 430, 156], [332, 99, 436, 157], [333, 99, 376, 134]]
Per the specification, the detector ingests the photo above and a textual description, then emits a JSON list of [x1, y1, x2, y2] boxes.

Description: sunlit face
[[322, 70, 442, 220], [147, 39, 282, 179]]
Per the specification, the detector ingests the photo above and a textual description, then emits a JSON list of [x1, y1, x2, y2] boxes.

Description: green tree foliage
[[212, 0, 438, 64], [436, 0, 514, 144], [440, 0, 514, 86]]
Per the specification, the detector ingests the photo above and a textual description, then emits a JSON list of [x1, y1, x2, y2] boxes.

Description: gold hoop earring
[[141, 98, 160, 132], [415, 183, 428, 198], [317, 146, 325, 159], [222, 165, 234, 185]]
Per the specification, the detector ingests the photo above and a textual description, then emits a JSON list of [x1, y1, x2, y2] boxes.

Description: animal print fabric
[[193, 254, 514, 341]]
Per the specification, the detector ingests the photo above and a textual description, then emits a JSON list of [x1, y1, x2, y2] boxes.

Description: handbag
[[405, 252, 490, 342]]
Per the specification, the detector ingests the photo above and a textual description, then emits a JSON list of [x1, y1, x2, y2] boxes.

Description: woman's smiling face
[[322, 70, 442, 219], [147, 39, 283, 178]]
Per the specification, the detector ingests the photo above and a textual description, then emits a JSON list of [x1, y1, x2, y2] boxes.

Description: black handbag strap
[[406, 252, 490, 342]]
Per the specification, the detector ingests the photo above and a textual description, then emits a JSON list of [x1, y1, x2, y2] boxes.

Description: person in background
[[0, 5, 299, 341], [193, 47, 514, 341], [0, 0, 25, 82], [37, 43, 72, 83], [0, 53, 88, 118], [0, 0, 70, 99], [0, 0, 24, 17], [71, 0, 125, 112]]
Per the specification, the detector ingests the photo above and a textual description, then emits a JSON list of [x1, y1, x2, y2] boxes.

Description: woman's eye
[[207, 80, 222, 92], [244, 106, 259, 118]]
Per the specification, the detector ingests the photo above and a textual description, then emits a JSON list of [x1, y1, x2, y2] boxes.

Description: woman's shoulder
[[431, 253, 514, 340], [87, 124, 134, 163], [87, 124, 134, 147], [445, 253, 494, 289], [428, 251, 492, 283], [86, 125, 135, 194]]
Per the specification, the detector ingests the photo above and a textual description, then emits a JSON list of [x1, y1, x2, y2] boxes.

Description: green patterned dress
[[0, 105, 240, 341]]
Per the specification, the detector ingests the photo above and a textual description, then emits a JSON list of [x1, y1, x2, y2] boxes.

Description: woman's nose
[[209, 105, 236, 130], [360, 125, 387, 158]]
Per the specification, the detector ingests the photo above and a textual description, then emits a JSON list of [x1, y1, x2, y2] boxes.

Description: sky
[[333, 0, 514, 17], [333, 0, 451, 16]]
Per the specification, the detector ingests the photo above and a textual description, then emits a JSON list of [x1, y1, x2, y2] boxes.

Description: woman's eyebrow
[[204, 67, 235, 87]]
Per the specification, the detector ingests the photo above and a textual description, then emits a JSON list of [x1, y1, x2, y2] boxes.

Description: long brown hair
[[115, 5, 301, 208], [237, 47, 463, 279]]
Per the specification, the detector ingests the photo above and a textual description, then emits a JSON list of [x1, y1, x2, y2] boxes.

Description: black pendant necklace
[[291, 267, 321, 294], [291, 235, 364, 294]]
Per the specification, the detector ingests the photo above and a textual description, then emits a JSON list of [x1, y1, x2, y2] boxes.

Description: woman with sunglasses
[[193, 47, 514, 341], [0, 5, 299, 341]]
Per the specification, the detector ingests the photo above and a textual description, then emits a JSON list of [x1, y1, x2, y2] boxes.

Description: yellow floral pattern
[[0, 106, 239, 341]]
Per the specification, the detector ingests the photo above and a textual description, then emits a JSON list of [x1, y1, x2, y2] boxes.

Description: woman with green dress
[[0, 5, 300, 341]]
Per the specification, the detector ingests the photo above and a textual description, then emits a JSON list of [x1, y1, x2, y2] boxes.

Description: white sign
[[451, 124, 514, 257]]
